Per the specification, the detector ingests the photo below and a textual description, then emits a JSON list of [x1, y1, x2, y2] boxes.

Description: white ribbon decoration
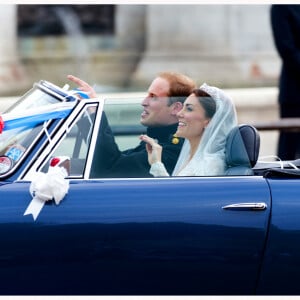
[[2, 102, 75, 123], [24, 157, 70, 221], [24, 197, 46, 221]]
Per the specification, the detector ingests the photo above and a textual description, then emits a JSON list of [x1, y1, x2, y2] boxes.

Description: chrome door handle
[[222, 202, 267, 211]]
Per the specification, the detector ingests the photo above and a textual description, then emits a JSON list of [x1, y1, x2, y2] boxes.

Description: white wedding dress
[[150, 83, 238, 177]]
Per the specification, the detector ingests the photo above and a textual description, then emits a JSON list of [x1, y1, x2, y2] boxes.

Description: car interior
[[225, 124, 260, 176]]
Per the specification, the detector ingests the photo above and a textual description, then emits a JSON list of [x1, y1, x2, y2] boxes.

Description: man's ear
[[171, 102, 183, 115]]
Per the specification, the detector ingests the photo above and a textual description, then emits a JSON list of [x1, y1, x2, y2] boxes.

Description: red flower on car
[[0, 116, 4, 134]]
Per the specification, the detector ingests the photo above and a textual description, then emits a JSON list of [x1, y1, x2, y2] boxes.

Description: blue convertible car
[[0, 80, 299, 295]]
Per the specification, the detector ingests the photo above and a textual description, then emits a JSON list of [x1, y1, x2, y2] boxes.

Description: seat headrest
[[226, 124, 260, 168]]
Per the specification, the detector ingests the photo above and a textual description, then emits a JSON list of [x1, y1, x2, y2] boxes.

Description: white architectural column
[[0, 5, 28, 95], [116, 5, 146, 52], [132, 4, 280, 88]]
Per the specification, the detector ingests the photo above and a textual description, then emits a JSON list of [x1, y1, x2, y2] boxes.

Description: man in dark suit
[[271, 5, 300, 160], [67, 72, 196, 177]]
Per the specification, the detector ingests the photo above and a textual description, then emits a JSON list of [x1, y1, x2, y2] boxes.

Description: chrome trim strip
[[37, 81, 72, 102], [222, 202, 267, 211], [84, 100, 104, 179]]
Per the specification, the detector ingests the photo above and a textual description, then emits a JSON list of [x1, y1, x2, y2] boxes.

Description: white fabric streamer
[[24, 156, 70, 221]]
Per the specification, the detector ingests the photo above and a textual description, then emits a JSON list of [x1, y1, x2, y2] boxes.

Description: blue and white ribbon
[[1, 102, 75, 132]]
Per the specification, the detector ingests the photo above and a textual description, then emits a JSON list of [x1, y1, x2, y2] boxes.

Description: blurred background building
[[0, 4, 279, 95]]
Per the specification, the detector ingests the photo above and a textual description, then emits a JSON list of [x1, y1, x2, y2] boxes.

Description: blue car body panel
[[257, 178, 300, 294], [0, 177, 270, 294]]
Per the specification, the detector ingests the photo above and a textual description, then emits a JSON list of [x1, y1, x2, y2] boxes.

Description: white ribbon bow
[[24, 156, 70, 221]]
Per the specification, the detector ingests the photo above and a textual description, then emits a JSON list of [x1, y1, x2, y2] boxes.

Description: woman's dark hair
[[192, 88, 216, 119]]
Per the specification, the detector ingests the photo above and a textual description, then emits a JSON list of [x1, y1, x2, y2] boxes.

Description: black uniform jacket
[[271, 5, 300, 106], [90, 113, 184, 178]]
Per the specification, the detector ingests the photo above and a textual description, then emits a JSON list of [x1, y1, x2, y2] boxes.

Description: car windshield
[[0, 81, 78, 176], [4, 80, 74, 114]]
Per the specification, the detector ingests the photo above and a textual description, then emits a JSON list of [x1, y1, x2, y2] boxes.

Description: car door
[[256, 177, 300, 295], [0, 175, 270, 295]]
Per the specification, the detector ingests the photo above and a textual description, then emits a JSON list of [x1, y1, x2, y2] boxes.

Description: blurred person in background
[[271, 4, 300, 160]]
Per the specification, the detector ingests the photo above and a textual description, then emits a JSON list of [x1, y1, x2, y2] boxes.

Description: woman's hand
[[67, 75, 97, 99], [140, 134, 163, 165]]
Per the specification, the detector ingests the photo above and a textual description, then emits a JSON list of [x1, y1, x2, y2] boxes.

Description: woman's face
[[176, 94, 210, 142]]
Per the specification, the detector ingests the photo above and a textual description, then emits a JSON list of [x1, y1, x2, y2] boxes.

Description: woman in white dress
[[140, 83, 238, 177]]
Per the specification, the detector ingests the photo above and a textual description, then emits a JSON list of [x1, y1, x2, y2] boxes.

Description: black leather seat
[[225, 124, 260, 175]]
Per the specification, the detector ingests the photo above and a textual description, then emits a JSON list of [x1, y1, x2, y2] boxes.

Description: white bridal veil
[[172, 83, 238, 176]]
